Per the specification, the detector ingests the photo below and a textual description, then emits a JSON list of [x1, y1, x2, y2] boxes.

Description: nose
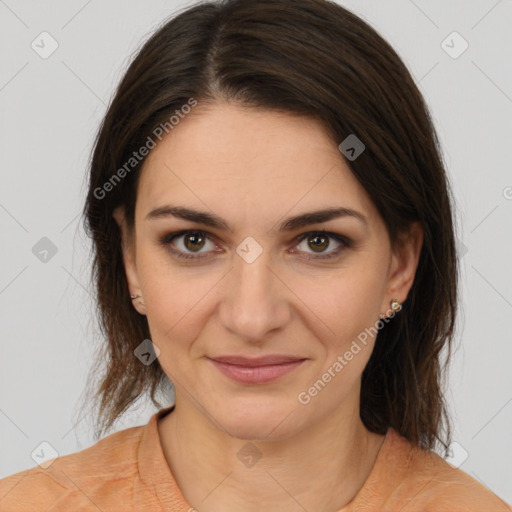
[[218, 249, 292, 345]]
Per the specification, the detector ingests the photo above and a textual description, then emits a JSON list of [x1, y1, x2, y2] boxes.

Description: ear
[[381, 221, 423, 316], [113, 205, 146, 315]]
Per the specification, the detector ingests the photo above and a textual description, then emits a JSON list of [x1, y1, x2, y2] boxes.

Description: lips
[[209, 355, 305, 366], [206, 355, 307, 384]]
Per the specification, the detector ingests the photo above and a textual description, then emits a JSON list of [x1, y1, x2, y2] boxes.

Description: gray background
[[1, 0, 511, 503]]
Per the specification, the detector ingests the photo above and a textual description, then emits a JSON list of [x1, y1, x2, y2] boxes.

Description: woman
[[1, 0, 510, 510]]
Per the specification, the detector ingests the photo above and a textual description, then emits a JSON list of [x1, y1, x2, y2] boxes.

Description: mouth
[[206, 355, 307, 384]]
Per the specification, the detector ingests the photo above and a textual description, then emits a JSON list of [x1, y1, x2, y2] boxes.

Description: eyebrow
[[145, 205, 368, 232]]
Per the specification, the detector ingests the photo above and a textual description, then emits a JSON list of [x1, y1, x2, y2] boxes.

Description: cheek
[[137, 253, 217, 369], [294, 270, 385, 408], [295, 262, 385, 345], [143, 288, 205, 383], [138, 246, 205, 321]]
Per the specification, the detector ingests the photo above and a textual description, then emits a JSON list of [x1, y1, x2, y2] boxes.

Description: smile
[[206, 355, 307, 384]]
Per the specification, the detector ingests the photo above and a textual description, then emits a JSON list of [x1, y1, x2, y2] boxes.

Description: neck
[[158, 390, 386, 512]]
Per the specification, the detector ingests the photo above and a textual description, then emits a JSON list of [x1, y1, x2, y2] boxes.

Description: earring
[[379, 298, 402, 319], [390, 298, 402, 312]]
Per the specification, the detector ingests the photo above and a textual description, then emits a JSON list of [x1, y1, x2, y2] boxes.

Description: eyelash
[[158, 230, 351, 261]]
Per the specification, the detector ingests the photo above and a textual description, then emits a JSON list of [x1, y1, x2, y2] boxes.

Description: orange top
[[1, 406, 510, 512]]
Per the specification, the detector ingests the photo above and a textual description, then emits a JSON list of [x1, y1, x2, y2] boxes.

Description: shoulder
[[384, 430, 511, 511], [410, 458, 511, 511], [0, 423, 145, 511], [0, 470, 73, 512]]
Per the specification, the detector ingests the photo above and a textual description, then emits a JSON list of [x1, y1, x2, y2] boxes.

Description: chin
[[210, 396, 302, 441]]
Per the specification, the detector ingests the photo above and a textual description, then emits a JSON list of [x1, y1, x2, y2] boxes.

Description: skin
[[113, 102, 423, 512]]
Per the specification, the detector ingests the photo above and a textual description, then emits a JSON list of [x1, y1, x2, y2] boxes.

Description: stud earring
[[390, 298, 402, 312], [379, 298, 402, 319]]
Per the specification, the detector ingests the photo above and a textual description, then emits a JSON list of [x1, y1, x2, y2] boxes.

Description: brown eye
[[307, 233, 330, 252], [183, 231, 206, 252], [293, 231, 350, 260], [159, 230, 217, 260]]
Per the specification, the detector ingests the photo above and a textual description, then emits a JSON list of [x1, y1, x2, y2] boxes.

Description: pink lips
[[207, 355, 306, 384]]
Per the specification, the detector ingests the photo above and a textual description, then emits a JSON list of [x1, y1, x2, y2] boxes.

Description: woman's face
[[115, 102, 422, 440]]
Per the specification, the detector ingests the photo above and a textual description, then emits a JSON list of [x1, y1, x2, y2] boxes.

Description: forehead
[[136, 102, 378, 226]]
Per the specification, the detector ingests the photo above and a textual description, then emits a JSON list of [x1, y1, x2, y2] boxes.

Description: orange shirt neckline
[[137, 405, 406, 511]]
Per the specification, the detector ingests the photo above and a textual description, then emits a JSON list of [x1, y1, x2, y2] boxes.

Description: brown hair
[[81, 0, 458, 452]]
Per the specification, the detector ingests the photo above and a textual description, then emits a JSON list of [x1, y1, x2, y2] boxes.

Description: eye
[[158, 230, 219, 260], [292, 231, 350, 260], [158, 229, 351, 261]]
